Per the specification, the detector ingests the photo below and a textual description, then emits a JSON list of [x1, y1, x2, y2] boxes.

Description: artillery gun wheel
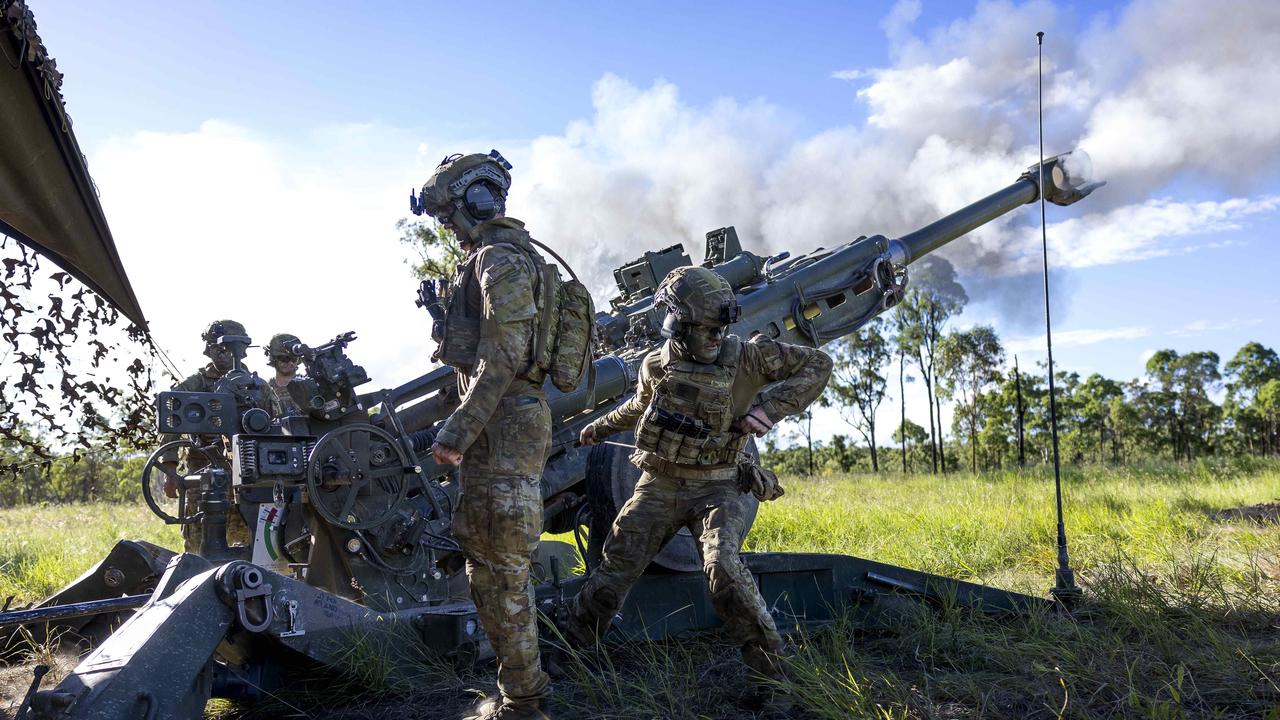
[[306, 423, 411, 530], [585, 432, 759, 573], [140, 439, 206, 525]]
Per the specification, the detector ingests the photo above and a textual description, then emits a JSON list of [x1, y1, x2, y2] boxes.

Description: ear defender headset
[[462, 181, 504, 221], [657, 301, 741, 340], [660, 312, 684, 340]]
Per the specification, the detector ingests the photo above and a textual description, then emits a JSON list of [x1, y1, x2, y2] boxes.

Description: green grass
[[0, 503, 181, 606], [3, 459, 1279, 718], [748, 458, 1280, 597]]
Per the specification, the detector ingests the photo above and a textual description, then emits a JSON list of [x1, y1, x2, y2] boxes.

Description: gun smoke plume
[[511, 0, 1280, 328]]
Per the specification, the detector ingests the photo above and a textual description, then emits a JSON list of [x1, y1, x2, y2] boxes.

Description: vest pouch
[[438, 314, 480, 369], [548, 276, 594, 392], [635, 405, 664, 454]]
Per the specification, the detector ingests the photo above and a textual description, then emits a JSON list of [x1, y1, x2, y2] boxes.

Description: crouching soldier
[[569, 266, 832, 713]]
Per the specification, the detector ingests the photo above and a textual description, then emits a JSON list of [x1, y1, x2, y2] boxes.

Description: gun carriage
[[2, 153, 1100, 719]]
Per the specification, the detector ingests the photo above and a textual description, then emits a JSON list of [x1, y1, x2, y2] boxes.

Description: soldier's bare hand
[[432, 442, 463, 465], [741, 406, 774, 437], [159, 461, 180, 498], [579, 425, 599, 446]]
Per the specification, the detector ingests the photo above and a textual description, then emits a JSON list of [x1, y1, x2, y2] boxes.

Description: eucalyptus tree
[[1224, 342, 1280, 454], [938, 325, 1004, 472], [895, 256, 967, 473], [829, 318, 893, 472]]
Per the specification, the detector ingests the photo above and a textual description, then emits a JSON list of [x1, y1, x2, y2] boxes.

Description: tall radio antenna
[[1037, 30, 1081, 605]]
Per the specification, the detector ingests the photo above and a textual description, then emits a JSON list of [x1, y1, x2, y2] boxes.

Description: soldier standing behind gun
[[570, 267, 832, 714], [263, 333, 304, 416], [420, 152, 555, 720], [157, 320, 279, 553]]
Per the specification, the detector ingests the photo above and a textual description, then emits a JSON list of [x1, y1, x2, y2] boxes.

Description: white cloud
[[830, 69, 872, 81], [1035, 195, 1280, 271], [1079, 0, 1280, 191], [882, 0, 923, 46], [93, 120, 440, 385], [1168, 318, 1263, 337], [1005, 325, 1151, 353]]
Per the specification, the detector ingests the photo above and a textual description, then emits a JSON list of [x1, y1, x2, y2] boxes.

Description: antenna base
[[1050, 567, 1082, 606]]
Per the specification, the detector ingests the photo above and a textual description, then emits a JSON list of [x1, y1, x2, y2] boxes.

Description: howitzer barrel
[[887, 150, 1100, 266], [887, 179, 1037, 266], [724, 150, 1101, 347]]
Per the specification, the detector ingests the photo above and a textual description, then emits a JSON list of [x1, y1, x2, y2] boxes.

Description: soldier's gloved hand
[[740, 406, 774, 437], [741, 464, 785, 502], [431, 441, 463, 466], [751, 468, 785, 502], [578, 424, 599, 446], [159, 461, 181, 498]]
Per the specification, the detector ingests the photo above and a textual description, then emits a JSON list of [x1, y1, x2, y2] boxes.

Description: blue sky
[[26, 0, 1280, 443]]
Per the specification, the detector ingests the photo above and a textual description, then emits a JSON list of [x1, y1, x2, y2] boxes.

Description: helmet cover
[[419, 153, 511, 219], [201, 319, 250, 346], [264, 333, 302, 366], [654, 267, 740, 327]]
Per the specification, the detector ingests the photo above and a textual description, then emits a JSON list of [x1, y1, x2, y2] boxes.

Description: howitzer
[[3, 153, 1100, 720], [376, 149, 1102, 567]]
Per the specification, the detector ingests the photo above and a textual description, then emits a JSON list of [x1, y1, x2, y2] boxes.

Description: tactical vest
[[634, 336, 748, 467], [437, 219, 593, 393], [436, 221, 540, 377]]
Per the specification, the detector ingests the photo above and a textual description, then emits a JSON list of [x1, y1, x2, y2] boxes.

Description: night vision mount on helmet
[[200, 319, 250, 347]]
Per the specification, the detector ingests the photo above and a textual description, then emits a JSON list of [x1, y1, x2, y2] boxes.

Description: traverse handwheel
[[305, 423, 411, 530], [140, 440, 203, 525]]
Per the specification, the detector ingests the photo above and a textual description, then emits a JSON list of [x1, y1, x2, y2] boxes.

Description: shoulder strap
[[718, 335, 743, 369]]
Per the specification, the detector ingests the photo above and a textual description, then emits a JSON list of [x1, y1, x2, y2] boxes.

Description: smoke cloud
[[509, 0, 1280, 316]]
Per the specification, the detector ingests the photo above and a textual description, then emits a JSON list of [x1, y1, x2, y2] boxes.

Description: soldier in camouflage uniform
[[263, 333, 304, 416], [420, 152, 554, 720], [157, 319, 279, 553], [571, 267, 832, 709]]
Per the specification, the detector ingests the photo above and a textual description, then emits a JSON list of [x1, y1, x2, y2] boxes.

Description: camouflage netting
[[0, 237, 163, 475]]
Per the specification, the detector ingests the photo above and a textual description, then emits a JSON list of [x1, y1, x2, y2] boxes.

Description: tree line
[[764, 257, 1279, 477]]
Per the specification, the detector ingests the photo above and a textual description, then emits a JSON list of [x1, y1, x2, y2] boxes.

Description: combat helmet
[[654, 267, 741, 337], [264, 333, 302, 367], [415, 150, 513, 226], [201, 319, 250, 346]]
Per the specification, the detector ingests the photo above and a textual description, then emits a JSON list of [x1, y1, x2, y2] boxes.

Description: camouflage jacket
[[434, 217, 544, 453], [592, 335, 833, 463], [266, 377, 303, 416]]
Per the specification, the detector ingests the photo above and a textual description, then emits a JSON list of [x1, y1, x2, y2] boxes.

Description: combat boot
[[560, 610, 597, 650], [464, 697, 552, 720], [739, 685, 797, 719], [559, 594, 608, 649]]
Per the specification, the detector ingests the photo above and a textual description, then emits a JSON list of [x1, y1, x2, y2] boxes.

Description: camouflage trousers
[[571, 470, 786, 680], [177, 455, 251, 554], [181, 492, 252, 554], [452, 395, 552, 706]]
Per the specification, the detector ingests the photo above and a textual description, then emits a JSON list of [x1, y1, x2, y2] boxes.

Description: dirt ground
[[1209, 502, 1280, 524]]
